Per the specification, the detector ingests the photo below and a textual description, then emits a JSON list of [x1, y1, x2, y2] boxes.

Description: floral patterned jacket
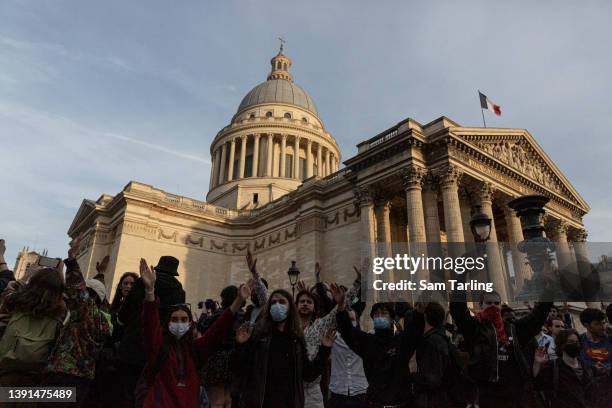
[[46, 258, 112, 379], [304, 284, 359, 361]]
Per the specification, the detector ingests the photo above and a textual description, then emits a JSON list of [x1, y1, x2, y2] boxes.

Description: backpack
[[0, 312, 62, 372], [133, 343, 169, 408]]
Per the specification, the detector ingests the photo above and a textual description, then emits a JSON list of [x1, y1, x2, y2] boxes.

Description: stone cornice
[[344, 130, 425, 172], [212, 121, 340, 154], [81, 175, 358, 236]]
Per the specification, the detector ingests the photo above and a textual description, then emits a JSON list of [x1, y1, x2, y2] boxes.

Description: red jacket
[[143, 299, 235, 408]]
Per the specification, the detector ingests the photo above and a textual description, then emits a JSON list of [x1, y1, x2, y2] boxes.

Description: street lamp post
[[287, 260, 301, 298], [508, 195, 556, 301], [469, 205, 492, 243], [469, 206, 492, 293]]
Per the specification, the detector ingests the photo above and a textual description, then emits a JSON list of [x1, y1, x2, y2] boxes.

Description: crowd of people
[[0, 236, 611, 408]]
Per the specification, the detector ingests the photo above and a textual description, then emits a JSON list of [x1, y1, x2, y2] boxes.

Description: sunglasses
[[172, 303, 192, 311]]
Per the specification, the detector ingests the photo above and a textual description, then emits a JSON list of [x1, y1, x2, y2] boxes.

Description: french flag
[[479, 91, 502, 116]]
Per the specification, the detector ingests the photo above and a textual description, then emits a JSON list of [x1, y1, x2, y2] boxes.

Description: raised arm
[[310, 269, 362, 335], [195, 282, 252, 362], [63, 235, 91, 312], [140, 258, 163, 362], [515, 301, 552, 346], [449, 302, 478, 343], [334, 284, 371, 358], [246, 249, 267, 306]]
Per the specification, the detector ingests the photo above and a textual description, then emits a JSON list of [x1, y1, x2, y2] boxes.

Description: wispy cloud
[[102, 132, 209, 164], [0, 100, 209, 164], [0, 34, 136, 74]]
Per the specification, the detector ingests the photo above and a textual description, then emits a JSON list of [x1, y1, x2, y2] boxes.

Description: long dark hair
[[6, 268, 65, 319], [110, 272, 138, 312], [256, 289, 303, 338]]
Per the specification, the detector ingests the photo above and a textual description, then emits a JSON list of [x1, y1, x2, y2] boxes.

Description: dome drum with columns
[[206, 48, 341, 209]]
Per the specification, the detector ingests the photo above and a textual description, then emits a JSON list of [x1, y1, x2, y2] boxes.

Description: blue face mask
[[373, 317, 390, 330], [168, 322, 191, 339], [270, 303, 288, 322]]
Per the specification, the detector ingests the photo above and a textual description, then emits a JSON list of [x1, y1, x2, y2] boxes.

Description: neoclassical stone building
[[69, 48, 590, 306]]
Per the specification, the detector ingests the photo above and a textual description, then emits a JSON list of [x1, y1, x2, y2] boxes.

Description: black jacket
[[449, 301, 551, 384], [336, 309, 412, 405], [412, 326, 452, 408], [232, 330, 330, 408], [535, 359, 595, 408], [116, 273, 185, 367]]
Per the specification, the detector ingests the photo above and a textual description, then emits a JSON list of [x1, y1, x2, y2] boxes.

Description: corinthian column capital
[[478, 182, 496, 204], [353, 186, 375, 207], [546, 219, 569, 239], [422, 171, 440, 193], [400, 165, 425, 189], [436, 165, 462, 188], [571, 228, 588, 243]]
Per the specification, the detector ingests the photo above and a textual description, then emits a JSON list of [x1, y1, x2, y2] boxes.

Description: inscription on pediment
[[473, 141, 562, 194]]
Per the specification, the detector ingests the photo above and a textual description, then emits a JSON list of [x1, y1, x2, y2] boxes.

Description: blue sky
[[1, 0, 611, 265]]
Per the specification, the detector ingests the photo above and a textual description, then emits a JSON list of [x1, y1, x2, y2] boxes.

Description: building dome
[[237, 79, 318, 116], [206, 44, 341, 210]]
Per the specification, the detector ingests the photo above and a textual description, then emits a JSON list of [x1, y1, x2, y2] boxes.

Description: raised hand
[[140, 258, 156, 294], [330, 283, 346, 310], [68, 234, 84, 259], [246, 249, 257, 275], [296, 280, 308, 293], [321, 328, 337, 347], [534, 347, 548, 364], [238, 282, 253, 302], [315, 262, 321, 283], [235, 322, 253, 344], [230, 282, 253, 314], [96, 255, 110, 274]]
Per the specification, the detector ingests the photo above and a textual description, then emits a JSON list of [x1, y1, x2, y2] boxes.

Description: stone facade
[[68, 50, 590, 308]]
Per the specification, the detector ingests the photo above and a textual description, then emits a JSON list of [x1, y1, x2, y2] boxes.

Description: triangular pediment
[[67, 199, 97, 236], [451, 128, 589, 212]]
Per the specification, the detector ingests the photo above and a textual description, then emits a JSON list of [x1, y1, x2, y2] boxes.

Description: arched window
[[283, 63, 287, 70], [302, 117, 308, 123], [277, 61, 282, 70], [284, 112, 292, 119], [249, 113, 255, 119], [266, 111, 273, 118]]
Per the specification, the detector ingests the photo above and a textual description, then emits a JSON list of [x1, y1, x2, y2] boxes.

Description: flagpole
[[478, 89, 487, 128], [481, 108, 487, 128]]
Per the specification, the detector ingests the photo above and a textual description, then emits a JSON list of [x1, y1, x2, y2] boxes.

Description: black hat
[[154, 256, 179, 276]]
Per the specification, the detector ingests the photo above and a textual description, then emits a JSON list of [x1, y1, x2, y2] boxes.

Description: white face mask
[[351, 320, 358, 327], [169, 322, 191, 339]]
